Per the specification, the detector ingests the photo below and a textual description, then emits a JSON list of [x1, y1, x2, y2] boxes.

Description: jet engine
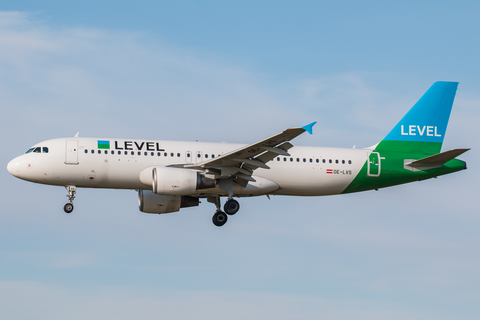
[[138, 190, 199, 214], [139, 167, 215, 196]]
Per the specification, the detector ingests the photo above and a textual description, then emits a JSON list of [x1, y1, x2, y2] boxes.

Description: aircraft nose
[[7, 157, 21, 177]]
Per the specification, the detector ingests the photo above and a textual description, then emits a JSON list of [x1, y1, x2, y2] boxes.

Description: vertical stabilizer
[[376, 81, 458, 155]]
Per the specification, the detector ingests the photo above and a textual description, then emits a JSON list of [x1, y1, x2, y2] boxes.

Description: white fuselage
[[7, 137, 370, 197]]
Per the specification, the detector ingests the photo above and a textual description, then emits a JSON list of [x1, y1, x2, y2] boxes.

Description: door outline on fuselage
[[367, 151, 381, 177], [65, 140, 79, 165]]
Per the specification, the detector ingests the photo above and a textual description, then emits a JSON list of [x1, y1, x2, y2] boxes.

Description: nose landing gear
[[64, 185, 76, 213]]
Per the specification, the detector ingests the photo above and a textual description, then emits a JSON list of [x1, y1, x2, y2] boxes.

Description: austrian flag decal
[[326, 169, 333, 174]]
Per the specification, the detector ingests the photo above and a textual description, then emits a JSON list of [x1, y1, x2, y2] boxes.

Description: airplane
[[7, 81, 469, 227]]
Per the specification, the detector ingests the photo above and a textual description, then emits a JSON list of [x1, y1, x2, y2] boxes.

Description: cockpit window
[[26, 147, 48, 154]]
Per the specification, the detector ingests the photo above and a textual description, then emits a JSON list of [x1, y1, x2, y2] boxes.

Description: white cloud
[[0, 11, 435, 149]]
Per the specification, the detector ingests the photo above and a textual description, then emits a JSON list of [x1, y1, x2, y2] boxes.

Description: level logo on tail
[[377, 81, 458, 155]]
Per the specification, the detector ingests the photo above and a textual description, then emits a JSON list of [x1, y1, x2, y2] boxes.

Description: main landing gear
[[209, 197, 240, 227], [64, 185, 76, 213], [224, 198, 240, 215]]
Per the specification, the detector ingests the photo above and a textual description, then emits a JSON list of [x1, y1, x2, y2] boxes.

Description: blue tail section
[[375, 81, 458, 155], [383, 81, 458, 144]]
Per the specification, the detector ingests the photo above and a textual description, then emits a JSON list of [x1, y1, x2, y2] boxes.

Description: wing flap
[[232, 158, 270, 169]]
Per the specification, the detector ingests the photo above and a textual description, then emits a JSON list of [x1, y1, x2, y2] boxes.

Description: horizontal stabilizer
[[404, 148, 470, 171]]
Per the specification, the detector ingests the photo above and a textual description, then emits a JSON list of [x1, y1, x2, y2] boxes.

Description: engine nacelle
[[153, 167, 197, 195], [138, 190, 199, 214], [140, 166, 215, 196]]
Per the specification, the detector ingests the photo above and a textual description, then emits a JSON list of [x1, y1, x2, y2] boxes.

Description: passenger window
[[348, 160, 352, 164], [111, 150, 114, 155], [283, 157, 287, 161], [43, 147, 49, 153], [329, 159, 332, 163], [118, 151, 121, 155], [309, 159, 312, 163], [177, 153, 180, 157], [151, 152, 154, 156], [25, 148, 34, 154], [290, 158, 293, 162], [98, 150, 102, 154], [105, 150, 108, 154], [205, 154, 209, 158], [316, 159, 319, 163], [33, 147, 41, 153], [323, 159, 326, 163], [157, 152, 161, 156], [212, 155, 215, 158], [170, 153, 174, 157], [84, 149, 88, 154], [187, 153, 191, 158], [131, 151, 134, 155], [138, 152, 141, 156], [197, 154, 201, 158], [124, 151, 127, 155], [342, 160, 345, 164], [303, 158, 306, 162], [91, 150, 94, 154], [144, 152, 148, 156], [296, 158, 300, 162], [335, 160, 339, 164]]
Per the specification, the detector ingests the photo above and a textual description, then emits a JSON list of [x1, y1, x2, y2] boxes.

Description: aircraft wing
[[186, 122, 316, 186]]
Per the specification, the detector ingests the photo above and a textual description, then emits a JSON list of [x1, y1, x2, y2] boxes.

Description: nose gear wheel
[[64, 186, 76, 214]]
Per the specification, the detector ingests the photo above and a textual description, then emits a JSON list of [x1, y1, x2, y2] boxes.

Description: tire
[[64, 203, 74, 213], [224, 199, 240, 215], [212, 211, 228, 227]]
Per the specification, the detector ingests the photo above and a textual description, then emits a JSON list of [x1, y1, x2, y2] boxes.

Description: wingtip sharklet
[[302, 122, 317, 134]]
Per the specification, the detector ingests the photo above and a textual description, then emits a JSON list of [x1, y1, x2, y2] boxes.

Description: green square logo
[[97, 140, 110, 149]]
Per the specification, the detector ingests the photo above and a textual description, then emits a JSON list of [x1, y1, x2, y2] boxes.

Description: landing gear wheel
[[224, 199, 240, 215], [212, 211, 228, 227], [64, 203, 74, 213]]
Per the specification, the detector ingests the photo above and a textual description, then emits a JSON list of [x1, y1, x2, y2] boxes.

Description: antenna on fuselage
[[74, 132, 79, 137]]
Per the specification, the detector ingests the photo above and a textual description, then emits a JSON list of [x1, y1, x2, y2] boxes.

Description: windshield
[[25, 146, 49, 154]]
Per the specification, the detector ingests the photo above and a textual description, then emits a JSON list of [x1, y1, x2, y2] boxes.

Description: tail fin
[[376, 81, 458, 155]]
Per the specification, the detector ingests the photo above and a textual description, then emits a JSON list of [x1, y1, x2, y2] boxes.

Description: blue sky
[[1, 2, 479, 319]]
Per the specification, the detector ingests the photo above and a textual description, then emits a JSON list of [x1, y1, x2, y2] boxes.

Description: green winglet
[[302, 122, 317, 134]]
